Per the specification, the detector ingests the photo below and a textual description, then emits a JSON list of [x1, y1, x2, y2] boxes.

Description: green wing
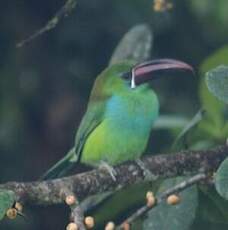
[[41, 102, 105, 180], [74, 102, 105, 163]]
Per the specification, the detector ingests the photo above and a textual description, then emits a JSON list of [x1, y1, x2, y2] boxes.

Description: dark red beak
[[131, 59, 194, 88]]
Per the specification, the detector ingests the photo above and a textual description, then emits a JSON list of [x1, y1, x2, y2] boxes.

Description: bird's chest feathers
[[81, 93, 158, 165], [105, 94, 157, 133]]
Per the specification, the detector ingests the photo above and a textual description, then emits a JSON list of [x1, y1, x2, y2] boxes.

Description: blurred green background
[[0, 0, 228, 229]]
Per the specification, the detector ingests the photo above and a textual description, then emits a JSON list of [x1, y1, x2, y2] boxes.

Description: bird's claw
[[99, 161, 117, 181]]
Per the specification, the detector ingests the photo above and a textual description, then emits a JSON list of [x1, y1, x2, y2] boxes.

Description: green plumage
[[42, 61, 159, 179]]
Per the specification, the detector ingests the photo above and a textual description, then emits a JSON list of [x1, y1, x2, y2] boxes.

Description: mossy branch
[[0, 145, 227, 206]]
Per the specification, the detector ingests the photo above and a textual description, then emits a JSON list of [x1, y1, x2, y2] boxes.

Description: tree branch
[[0, 145, 227, 206]]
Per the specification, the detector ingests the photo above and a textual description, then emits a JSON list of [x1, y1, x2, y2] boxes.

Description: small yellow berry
[[66, 222, 78, 230], [105, 221, 115, 230], [166, 194, 180, 205], [84, 216, 95, 229], [15, 202, 23, 212], [166, 2, 173, 9], [65, 195, 77, 206], [153, 0, 173, 12], [146, 191, 156, 207], [146, 191, 154, 199], [122, 222, 130, 230], [147, 195, 156, 208], [154, 3, 162, 11], [6, 208, 17, 219]]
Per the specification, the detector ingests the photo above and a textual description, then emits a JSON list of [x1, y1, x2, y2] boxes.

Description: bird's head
[[90, 59, 194, 99]]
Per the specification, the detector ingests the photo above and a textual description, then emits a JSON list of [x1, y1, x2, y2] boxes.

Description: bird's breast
[[105, 94, 158, 131], [81, 93, 159, 166]]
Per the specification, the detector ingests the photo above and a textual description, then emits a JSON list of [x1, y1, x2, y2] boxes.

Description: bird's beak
[[131, 59, 194, 88]]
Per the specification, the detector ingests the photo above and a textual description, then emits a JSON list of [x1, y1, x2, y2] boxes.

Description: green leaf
[[189, 140, 215, 151], [205, 65, 228, 104], [143, 177, 198, 230], [196, 47, 228, 142], [199, 46, 228, 128], [189, 1, 228, 43], [109, 24, 153, 65], [199, 186, 228, 224], [172, 109, 205, 150], [153, 115, 189, 130], [215, 157, 228, 200], [201, 46, 228, 74], [0, 189, 15, 221]]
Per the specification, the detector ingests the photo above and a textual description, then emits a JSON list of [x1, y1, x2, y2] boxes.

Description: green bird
[[42, 59, 193, 180]]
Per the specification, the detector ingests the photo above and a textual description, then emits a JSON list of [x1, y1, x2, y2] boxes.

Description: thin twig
[[16, 0, 77, 48], [117, 173, 208, 229], [63, 190, 86, 230], [70, 204, 86, 230], [158, 173, 207, 199]]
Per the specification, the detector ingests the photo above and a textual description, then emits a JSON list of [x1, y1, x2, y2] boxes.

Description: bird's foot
[[136, 159, 156, 181], [99, 161, 117, 182]]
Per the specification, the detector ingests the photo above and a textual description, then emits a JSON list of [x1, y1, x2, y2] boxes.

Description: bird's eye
[[120, 71, 132, 80]]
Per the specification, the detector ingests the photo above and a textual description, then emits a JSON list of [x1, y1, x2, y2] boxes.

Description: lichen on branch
[[0, 145, 227, 206]]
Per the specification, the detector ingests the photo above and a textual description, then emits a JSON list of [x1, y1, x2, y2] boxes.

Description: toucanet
[[42, 59, 193, 180]]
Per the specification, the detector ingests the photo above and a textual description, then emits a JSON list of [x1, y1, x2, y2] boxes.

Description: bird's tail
[[40, 147, 77, 180]]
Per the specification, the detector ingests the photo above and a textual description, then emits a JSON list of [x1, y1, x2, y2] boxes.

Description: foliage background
[[0, 0, 228, 229]]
